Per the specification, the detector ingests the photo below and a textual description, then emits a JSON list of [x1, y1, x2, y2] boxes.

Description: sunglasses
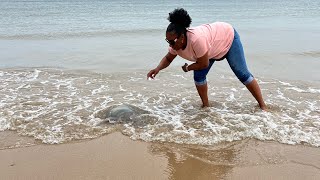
[[165, 37, 178, 46]]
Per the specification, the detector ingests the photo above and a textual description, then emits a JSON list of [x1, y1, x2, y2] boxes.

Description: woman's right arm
[[147, 52, 176, 79], [156, 52, 177, 70]]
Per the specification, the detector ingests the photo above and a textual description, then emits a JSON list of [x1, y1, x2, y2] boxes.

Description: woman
[[147, 8, 267, 110]]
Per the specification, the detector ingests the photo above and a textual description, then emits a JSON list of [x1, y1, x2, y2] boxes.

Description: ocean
[[0, 0, 319, 149]]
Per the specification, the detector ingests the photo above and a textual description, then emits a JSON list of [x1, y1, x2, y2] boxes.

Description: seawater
[[0, 0, 319, 148]]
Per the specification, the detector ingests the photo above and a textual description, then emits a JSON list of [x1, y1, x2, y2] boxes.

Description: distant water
[[1, 0, 319, 38], [0, 0, 319, 149]]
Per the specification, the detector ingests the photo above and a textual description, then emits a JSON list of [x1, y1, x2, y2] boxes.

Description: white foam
[[226, 92, 236, 101], [0, 117, 10, 131], [123, 91, 320, 146], [231, 88, 237, 92], [279, 81, 293, 86], [128, 77, 143, 82], [91, 85, 108, 95], [26, 69, 41, 81], [119, 84, 127, 92], [306, 101, 318, 111], [286, 87, 305, 92], [308, 88, 320, 93], [1, 68, 319, 147], [171, 74, 187, 80]]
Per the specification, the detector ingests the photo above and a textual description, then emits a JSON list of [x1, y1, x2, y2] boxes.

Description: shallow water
[[0, 68, 319, 148]]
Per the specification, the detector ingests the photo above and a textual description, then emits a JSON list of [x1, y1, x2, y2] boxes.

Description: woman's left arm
[[182, 52, 209, 72]]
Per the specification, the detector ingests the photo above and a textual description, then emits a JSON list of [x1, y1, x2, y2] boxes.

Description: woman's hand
[[147, 68, 160, 79], [182, 63, 189, 72]]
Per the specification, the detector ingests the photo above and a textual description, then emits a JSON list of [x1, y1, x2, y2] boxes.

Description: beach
[[1, 132, 320, 180], [1, 0, 320, 179]]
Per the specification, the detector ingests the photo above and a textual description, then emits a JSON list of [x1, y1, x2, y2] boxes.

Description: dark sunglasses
[[165, 37, 178, 46]]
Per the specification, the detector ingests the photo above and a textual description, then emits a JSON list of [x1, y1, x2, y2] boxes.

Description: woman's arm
[[156, 52, 177, 70], [182, 52, 209, 72], [147, 52, 177, 79]]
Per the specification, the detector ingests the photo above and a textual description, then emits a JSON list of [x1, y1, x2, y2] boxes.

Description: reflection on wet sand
[[147, 138, 320, 180], [148, 141, 242, 180]]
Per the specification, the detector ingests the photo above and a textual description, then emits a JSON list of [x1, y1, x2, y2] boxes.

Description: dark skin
[[147, 31, 209, 79]]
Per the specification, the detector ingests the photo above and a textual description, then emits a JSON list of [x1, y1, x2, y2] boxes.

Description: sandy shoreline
[[1, 132, 319, 180]]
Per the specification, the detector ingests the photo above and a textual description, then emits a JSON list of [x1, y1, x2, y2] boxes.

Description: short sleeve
[[168, 47, 177, 55], [192, 36, 210, 58]]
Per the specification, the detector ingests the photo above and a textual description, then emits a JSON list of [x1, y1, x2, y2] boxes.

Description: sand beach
[[1, 132, 319, 180]]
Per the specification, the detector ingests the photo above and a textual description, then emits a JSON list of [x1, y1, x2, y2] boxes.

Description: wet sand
[[1, 132, 319, 180]]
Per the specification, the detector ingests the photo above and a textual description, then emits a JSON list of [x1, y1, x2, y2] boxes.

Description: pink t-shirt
[[168, 22, 234, 61]]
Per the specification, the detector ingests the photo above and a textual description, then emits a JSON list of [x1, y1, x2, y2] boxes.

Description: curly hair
[[166, 8, 192, 36]]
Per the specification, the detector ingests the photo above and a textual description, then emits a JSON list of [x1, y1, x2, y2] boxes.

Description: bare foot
[[201, 104, 210, 108], [260, 104, 268, 111]]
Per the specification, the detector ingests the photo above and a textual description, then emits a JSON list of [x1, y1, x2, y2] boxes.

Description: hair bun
[[167, 8, 192, 28]]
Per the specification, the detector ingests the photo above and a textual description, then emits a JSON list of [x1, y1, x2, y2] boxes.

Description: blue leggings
[[193, 29, 254, 86]]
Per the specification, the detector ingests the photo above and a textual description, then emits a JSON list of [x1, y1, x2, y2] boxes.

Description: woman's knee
[[242, 75, 254, 85], [194, 68, 209, 85], [193, 60, 215, 85], [194, 73, 207, 85]]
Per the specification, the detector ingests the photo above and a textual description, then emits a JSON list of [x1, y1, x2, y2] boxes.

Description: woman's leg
[[245, 78, 267, 110], [225, 29, 267, 110], [196, 83, 209, 107], [194, 60, 215, 107]]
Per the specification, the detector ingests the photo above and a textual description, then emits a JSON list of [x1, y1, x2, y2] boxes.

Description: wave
[[292, 51, 320, 58], [0, 28, 164, 40], [0, 68, 319, 148]]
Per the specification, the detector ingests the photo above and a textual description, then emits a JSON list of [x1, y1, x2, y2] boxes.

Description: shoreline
[[1, 132, 319, 180]]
